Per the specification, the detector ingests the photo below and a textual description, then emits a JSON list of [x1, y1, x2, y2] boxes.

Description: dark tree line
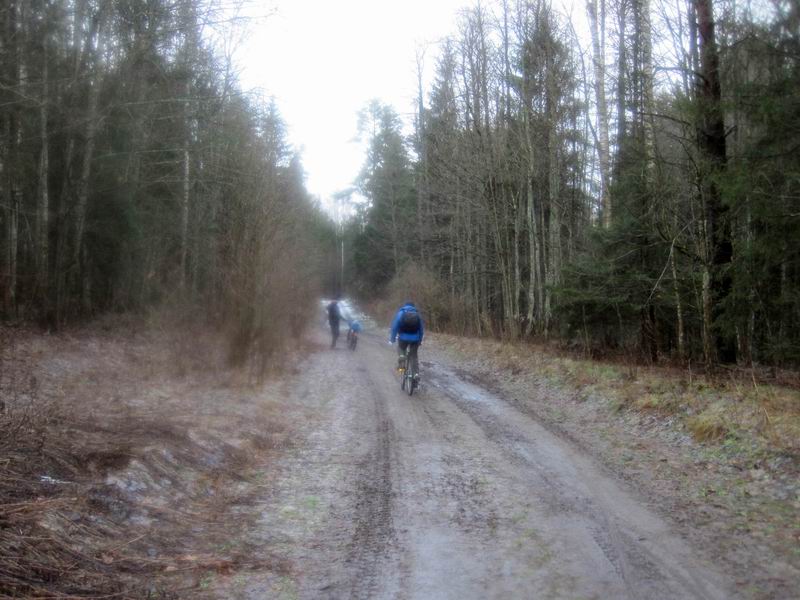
[[0, 1, 331, 364], [351, 0, 799, 367]]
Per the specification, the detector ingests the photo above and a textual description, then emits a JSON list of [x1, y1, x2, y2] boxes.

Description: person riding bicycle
[[346, 318, 362, 347], [389, 302, 424, 379]]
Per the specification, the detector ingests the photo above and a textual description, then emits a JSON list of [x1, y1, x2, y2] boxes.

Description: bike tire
[[406, 370, 415, 396]]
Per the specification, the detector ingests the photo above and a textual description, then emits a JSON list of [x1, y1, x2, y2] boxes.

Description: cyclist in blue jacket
[[389, 302, 424, 378]]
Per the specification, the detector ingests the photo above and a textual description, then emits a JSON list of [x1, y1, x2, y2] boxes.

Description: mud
[[213, 326, 736, 599]]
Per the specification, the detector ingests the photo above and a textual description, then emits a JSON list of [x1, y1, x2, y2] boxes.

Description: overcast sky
[[233, 0, 474, 204]]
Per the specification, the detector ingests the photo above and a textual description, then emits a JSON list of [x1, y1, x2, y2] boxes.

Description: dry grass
[[0, 321, 294, 598], [432, 332, 800, 456], [0, 328, 140, 597], [429, 332, 800, 594], [686, 410, 730, 442]]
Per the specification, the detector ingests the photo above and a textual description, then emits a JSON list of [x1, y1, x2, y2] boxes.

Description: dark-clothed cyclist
[[389, 302, 424, 377], [327, 299, 341, 349]]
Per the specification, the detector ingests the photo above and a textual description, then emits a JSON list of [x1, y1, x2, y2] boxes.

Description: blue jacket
[[390, 303, 424, 343]]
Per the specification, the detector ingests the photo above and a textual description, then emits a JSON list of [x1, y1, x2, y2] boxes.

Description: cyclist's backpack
[[399, 309, 421, 334]]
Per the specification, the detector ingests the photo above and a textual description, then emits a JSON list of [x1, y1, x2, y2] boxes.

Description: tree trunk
[[73, 9, 105, 312], [513, 191, 522, 330], [37, 28, 50, 310], [640, 0, 656, 170], [694, 0, 735, 364], [74, 78, 98, 308], [670, 245, 685, 360], [3, 0, 21, 314], [526, 180, 538, 335], [587, 0, 612, 227], [522, 54, 538, 336], [615, 0, 628, 178], [181, 137, 190, 290], [415, 49, 427, 266]]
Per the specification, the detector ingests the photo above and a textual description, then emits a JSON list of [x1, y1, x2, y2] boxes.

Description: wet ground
[[216, 324, 733, 599]]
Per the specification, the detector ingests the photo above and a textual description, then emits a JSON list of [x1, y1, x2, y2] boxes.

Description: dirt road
[[218, 325, 732, 600]]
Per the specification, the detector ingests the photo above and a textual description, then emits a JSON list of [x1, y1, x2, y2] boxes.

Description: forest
[[1, 0, 797, 370], [0, 0, 332, 369], [0, 2, 797, 596], [348, 0, 799, 368]]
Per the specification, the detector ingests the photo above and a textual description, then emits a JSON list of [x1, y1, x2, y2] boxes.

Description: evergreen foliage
[[0, 0, 334, 366], [349, 0, 799, 367]]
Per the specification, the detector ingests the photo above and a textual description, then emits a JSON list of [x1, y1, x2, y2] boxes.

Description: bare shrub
[[375, 262, 470, 333], [220, 174, 322, 378]]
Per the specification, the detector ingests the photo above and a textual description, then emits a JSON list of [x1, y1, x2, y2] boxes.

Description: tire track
[[345, 369, 397, 598], [424, 363, 729, 600]]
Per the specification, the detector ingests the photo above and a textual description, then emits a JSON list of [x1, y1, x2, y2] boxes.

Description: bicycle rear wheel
[[399, 348, 409, 391], [406, 367, 415, 396]]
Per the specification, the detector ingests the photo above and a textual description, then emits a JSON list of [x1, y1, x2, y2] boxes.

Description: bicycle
[[346, 320, 361, 351], [346, 327, 358, 350], [398, 345, 419, 396]]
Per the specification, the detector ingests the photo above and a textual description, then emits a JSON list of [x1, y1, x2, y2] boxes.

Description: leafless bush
[[221, 182, 321, 379], [374, 262, 471, 334]]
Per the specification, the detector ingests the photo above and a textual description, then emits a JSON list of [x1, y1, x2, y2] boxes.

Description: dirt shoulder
[[0, 321, 302, 598], [424, 333, 800, 600]]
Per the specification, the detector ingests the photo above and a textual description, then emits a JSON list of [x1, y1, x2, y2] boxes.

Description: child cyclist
[[335, 301, 362, 350], [346, 318, 362, 349], [389, 302, 424, 379]]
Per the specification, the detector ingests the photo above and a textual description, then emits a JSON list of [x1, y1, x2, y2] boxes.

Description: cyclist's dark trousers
[[329, 320, 340, 348], [398, 340, 419, 375]]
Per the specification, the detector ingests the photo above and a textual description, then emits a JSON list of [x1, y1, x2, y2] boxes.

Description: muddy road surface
[[223, 326, 732, 599]]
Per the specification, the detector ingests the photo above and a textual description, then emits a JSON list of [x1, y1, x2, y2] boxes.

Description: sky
[[232, 0, 474, 206]]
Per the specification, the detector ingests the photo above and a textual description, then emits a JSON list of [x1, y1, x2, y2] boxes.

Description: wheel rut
[[345, 370, 398, 598], [424, 362, 730, 600], [214, 325, 733, 600]]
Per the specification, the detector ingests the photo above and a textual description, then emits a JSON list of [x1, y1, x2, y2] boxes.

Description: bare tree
[[587, 0, 612, 226]]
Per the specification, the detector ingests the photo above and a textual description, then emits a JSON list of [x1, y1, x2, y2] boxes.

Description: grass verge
[[429, 333, 800, 599]]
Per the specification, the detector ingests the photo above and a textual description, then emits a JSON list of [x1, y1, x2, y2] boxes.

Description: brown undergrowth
[[0, 316, 299, 598], [434, 334, 800, 456]]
